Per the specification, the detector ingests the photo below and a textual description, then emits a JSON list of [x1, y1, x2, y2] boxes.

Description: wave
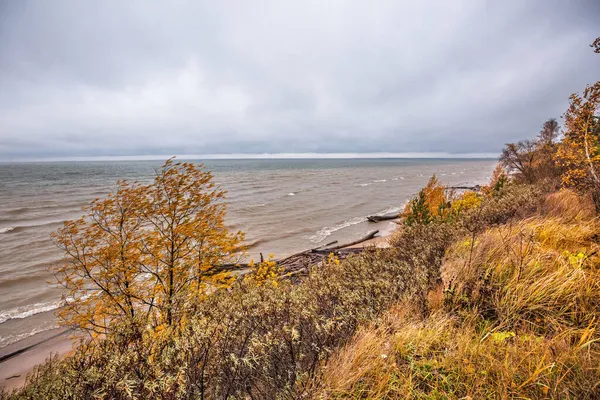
[[373, 179, 387, 183], [2, 202, 81, 217], [234, 203, 267, 214], [0, 300, 63, 325], [0, 323, 59, 349], [308, 204, 407, 243], [308, 216, 367, 243], [354, 183, 371, 187], [245, 238, 267, 249], [373, 205, 404, 216], [257, 226, 316, 243], [0, 271, 53, 289], [287, 192, 295, 196], [2, 238, 53, 253], [0, 220, 66, 234]]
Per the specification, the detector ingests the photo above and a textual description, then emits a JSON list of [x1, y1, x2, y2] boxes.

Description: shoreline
[[0, 328, 75, 392], [0, 230, 392, 393]]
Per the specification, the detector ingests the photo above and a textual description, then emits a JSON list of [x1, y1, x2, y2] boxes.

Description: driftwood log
[[446, 185, 481, 191], [367, 213, 399, 222], [323, 230, 379, 250], [216, 230, 380, 277]]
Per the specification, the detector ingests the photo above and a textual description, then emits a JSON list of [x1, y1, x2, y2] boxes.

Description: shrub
[[4, 245, 434, 400]]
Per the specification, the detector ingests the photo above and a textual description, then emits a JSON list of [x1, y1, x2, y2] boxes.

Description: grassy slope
[[313, 190, 600, 399]]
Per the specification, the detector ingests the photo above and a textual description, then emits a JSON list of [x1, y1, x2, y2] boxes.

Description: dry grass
[[540, 189, 596, 221], [443, 190, 600, 333], [314, 190, 600, 399], [316, 308, 600, 399]]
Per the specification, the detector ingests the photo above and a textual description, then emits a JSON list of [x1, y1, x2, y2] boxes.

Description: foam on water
[[308, 216, 367, 243], [308, 205, 404, 243], [0, 300, 63, 324], [0, 227, 15, 234], [0, 322, 59, 348]]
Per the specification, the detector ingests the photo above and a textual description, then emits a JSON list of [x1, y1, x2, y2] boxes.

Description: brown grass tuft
[[539, 189, 596, 221]]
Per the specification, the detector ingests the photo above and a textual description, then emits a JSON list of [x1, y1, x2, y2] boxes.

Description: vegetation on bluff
[[2, 37, 599, 399], [51, 158, 244, 335], [315, 190, 599, 398]]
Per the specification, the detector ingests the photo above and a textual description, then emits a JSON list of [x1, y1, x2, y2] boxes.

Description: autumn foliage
[[496, 37, 600, 209], [401, 175, 449, 225], [51, 159, 243, 335], [555, 80, 600, 208]]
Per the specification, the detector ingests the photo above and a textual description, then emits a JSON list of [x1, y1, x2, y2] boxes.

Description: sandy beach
[[0, 328, 75, 392]]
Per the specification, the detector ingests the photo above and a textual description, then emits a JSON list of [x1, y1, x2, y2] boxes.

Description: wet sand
[[0, 328, 75, 392]]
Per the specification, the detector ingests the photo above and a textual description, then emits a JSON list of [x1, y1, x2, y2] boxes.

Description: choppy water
[[0, 158, 496, 348]]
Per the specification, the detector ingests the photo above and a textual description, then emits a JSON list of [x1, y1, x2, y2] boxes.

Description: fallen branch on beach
[[446, 185, 481, 191], [322, 230, 379, 250], [366, 213, 399, 222], [216, 230, 380, 276]]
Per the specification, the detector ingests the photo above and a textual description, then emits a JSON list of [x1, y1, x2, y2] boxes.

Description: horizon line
[[2, 152, 499, 163]]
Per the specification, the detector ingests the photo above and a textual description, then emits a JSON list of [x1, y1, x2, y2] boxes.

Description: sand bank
[[0, 328, 75, 392]]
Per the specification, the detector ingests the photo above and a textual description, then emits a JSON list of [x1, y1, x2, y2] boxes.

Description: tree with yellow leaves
[[52, 159, 244, 335], [402, 175, 450, 225], [481, 163, 507, 198], [556, 38, 600, 209]]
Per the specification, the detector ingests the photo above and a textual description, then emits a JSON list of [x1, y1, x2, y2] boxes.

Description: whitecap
[[0, 300, 63, 324], [245, 203, 266, 209], [373, 179, 387, 183], [0, 227, 14, 234], [373, 206, 403, 217], [308, 216, 367, 243], [0, 323, 59, 348], [287, 193, 295, 196]]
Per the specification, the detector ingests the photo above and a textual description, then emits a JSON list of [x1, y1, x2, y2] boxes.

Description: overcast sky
[[0, 1, 598, 160]]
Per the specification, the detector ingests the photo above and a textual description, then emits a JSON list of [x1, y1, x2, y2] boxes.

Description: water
[[0, 158, 496, 348]]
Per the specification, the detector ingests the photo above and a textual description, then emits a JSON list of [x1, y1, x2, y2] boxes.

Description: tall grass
[[315, 190, 600, 399]]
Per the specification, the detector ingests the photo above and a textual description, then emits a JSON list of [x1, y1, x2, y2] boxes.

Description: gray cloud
[[0, 0, 598, 160]]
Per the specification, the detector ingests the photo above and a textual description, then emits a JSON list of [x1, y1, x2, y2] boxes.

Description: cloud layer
[[0, 1, 598, 160]]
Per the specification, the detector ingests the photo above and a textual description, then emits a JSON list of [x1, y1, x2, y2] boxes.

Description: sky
[[0, 1, 598, 161]]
